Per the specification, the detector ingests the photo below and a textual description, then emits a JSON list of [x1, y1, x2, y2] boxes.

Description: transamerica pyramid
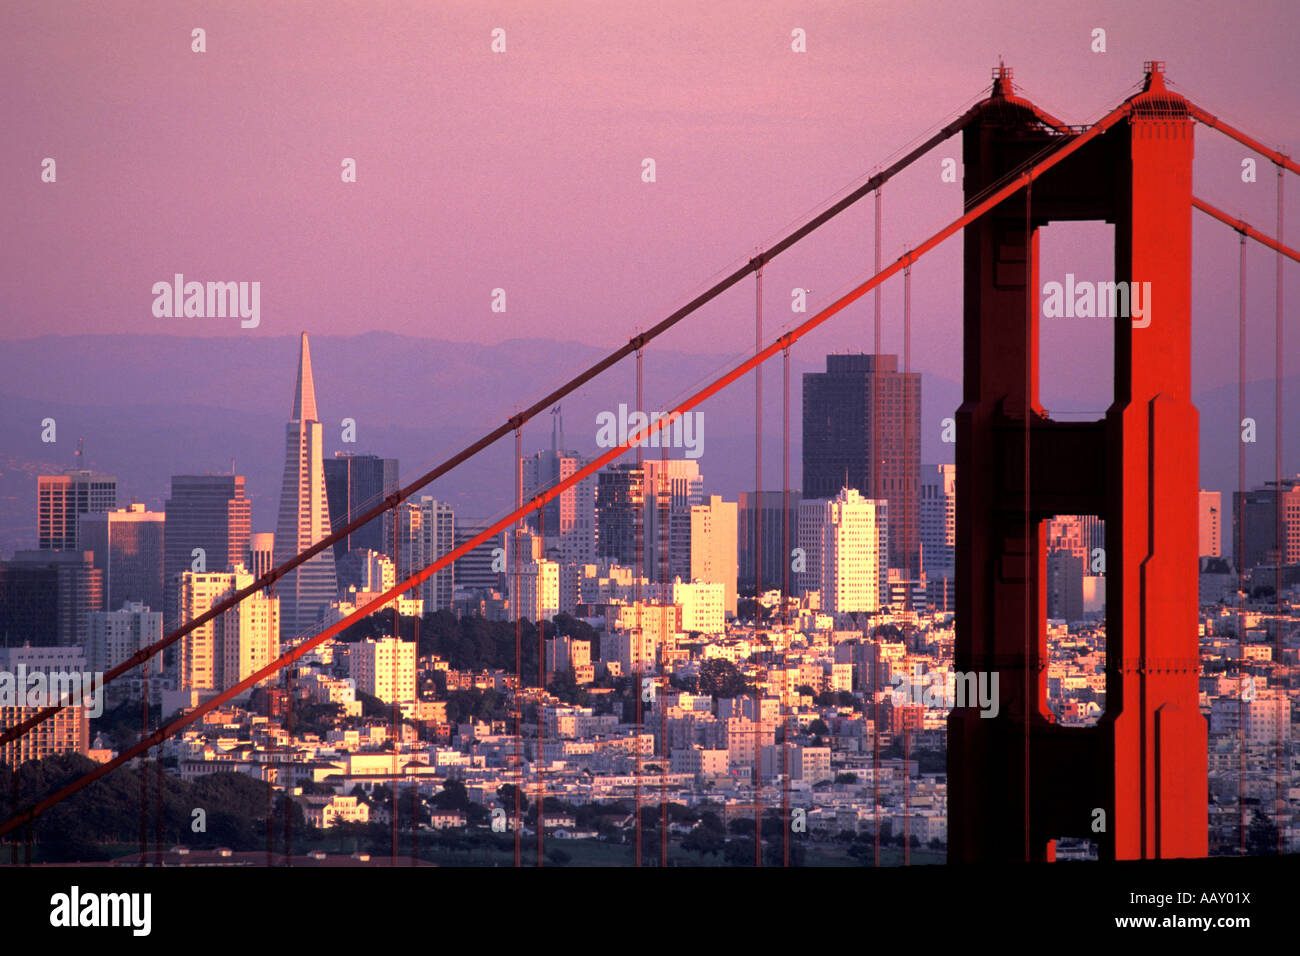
[[274, 332, 338, 643]]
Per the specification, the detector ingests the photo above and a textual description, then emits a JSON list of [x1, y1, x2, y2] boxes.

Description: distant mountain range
[[0, 333, 1293, 557]]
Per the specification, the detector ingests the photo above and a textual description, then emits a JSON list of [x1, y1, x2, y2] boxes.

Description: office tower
[[738, 490, 802, 593], [453, 519, 503, 592], [797, 488, 889, 614], [597, 459, 702, 579], [1046, 550, 1086, 622], [546, 634, 591, 676], [0, 550, 102, 647], [398, 496, 455, 611], [0, 647, 90, 768], [163, 474, 251, 633], [1046, 515, 1086, 556], [645, 459, 704, 583], [1078, 515, 1106, 557], [596, 464, 644, 569], [1234, 476, 1300, 571], [324, 452, 400, 569], [350, 636, 416, 704], [247, 532, 274, 578], [1045, 516, 1090, 620], [87, 602, 165, 704], [518, 408, 597, 563], [650, 579, 726, 634], [1198, 490, 1222, 559], [687, 495, 738, 616], [37, 470, 117, 550], [355, 549, 396, 592], [78, 504, 165, 612], [802, 353, 919, 574], [513, 558, 560, 623], [176, 567, 279, 696], [274, 333, 339, 642], [1047, 515, 1104, 563], [920, 464, 956, 572]]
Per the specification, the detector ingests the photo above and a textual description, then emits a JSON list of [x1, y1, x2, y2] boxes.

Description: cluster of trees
[[340, 610, 602, 688], [0, 754, 302, 862]]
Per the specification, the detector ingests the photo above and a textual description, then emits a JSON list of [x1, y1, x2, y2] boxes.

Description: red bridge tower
[[948, 63, 1208, 862]]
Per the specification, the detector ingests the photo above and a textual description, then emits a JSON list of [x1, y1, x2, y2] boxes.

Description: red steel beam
[[1192, 196, 1300, 263], [1188, 104, 1300, 177], [0, 97, 1134, 840]]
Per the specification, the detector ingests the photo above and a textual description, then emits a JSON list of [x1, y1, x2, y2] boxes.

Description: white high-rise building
[[350, 636, 416, 704], [399, 496, 455, 611], [176, 567, 279, 696], [514, 559, 560, 623], [797, 488, 888, 614], [920, 464, 956, 572], [1198, 489, 1222, 559], [87, 601, 165, 703], [650, 578, 725, 634], [356, 549, 396, 592], [688, 496, 738, 616], [274, 333, 338, 642]]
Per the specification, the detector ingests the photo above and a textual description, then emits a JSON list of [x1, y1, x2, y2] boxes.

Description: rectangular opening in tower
[[1044, 513, 1106, 725], [1036, 221, 1116, 421]]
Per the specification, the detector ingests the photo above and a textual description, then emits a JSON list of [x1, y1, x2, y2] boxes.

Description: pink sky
[[1, 0, 1297, 404]]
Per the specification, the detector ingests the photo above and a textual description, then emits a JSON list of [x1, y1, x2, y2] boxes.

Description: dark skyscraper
[[78, 504, 165, 612], [596, 465, 645, 570], [0, 550, 102, 647], [1234, 476, 1300, 571], [802, 353, 920, 574], [163, 474, 251, 632], [324, 452, 400, 567], [738, 490, 802, 592], [453, 519, 504, 592]]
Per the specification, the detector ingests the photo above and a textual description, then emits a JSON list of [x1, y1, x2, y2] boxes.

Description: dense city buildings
[[3, 349, 1298, 870]]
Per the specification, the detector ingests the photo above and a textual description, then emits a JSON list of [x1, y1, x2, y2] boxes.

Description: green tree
[[432, 779, 470, 811], [1247, 808, 1279, 856], [698, 658, 748, 698]]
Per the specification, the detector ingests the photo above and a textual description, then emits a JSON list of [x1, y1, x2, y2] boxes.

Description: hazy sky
[[2, 0, 1297, 409]]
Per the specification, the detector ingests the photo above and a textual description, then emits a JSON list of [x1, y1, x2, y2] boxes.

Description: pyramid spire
[[291, 331, 318, 422]]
